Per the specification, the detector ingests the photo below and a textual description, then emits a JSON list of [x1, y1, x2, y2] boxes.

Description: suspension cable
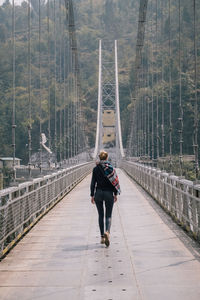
[[178, 0, 183, 175], [39, 0, 42, 173], [59, 0, 62, 164], [142, 56, 145, 157], [143, 56, 147, 157], [67, 41, 70, 163], [73, 51, 76, 160], [76, 65, 79, 159], [168, 0, 172, 171], [161, 0, 165, 164], [146, 15, 150, 159], [156, 0, 159, 159], [28, 0, 32, 177], [138, 88, 141, 157], [70, 51, 73, 162], [147, 95, 150, 158], [63, 20, 67, 162], [150, 1, 154, 161], [136, 101, 139, 157], [138, 67, 141, 157], [12, 0, 16, 181], [141, 56, 144, 157], [47, 0, 51, 168], [54, 0, 57, 166], [193, 0, 199, 178]]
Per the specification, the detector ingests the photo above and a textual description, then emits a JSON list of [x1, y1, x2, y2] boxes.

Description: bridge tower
[[93, 40, 124, 165]]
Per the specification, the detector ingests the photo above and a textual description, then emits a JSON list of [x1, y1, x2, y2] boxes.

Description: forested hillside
[[0, 0, 199, 172], [0, 0, 138, 163]]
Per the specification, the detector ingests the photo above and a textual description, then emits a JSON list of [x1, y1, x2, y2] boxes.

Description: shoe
[[101, 237, 105, 244], [104, 232, 110, 247]]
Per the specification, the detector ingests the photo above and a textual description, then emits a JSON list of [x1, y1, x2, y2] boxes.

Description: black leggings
[[94, 189, 114, 237]]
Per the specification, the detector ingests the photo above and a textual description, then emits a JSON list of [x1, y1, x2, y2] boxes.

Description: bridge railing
[[121, 160, 200, 240], [0, 161, 93, 258]]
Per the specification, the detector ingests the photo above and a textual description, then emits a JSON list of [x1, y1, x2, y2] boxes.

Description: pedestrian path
[[0, 169, 200, 300]]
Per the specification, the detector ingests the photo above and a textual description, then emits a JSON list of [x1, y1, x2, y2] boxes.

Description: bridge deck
[[0, 170, 200, 300]]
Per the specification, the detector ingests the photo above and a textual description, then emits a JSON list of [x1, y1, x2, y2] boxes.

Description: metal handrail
[[0, 162, 93, 258], [121, 160, 200, 240]]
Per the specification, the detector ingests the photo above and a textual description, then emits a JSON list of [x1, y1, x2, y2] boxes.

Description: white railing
[[121, 160, 200, 239], [0, 162, 93, 257]]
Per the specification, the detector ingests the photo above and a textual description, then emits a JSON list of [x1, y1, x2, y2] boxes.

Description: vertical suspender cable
[[178, 0, 183, 175], [74, 51, 77, 160], [12, 0, 16, 181], [150, 2, 154, 161], [168, 0, 172, 171], [28, 0, 32, 177], [146, 19, 150, 159], [156, 0, 159, 159], [141, 57, 144, 157], [67, 41, 70, 163], [135, 109, 138, 157], [76, 81, 79, 159], [161, 0, 165, 164], [63, 22, 67, 162], [142, 58, 145, 157], [39, 0, 42, 173], [138, 74, 140, 156], [144, 58, 147, 157], [138, 92, 141, 157], [70, 49, 73, 161], [136, 101, 139, 157], [193, 0, 199, 178], [75, 43, 78, 160], [77, 76, 81, 156], [59, 0, 62, 164], [147, 96, 150, 158], [73, 50, 76, 160], [54, 0, 57, 166], [47, 0, 51, 167]]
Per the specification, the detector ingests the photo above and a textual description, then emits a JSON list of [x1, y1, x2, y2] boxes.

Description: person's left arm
[[113, 188, 118, 202]]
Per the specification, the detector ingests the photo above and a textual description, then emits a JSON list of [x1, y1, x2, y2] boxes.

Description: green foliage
[[0, 0, 199, 175]]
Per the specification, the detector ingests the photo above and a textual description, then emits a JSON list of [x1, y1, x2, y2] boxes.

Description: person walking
[[90, 150, 121, 247]]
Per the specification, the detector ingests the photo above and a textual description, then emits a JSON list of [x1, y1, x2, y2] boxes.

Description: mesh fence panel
[[121, 160, 200, 239], [0, 162, 93, 255]]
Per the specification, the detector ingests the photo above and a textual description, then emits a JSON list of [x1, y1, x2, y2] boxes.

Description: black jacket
[[90, 164, 117, 197]]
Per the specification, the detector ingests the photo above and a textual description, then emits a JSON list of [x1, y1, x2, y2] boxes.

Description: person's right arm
[[90, 169, 96, 202]]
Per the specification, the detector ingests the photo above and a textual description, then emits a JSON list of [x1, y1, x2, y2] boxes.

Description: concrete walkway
[[0, 169, 200, 300]]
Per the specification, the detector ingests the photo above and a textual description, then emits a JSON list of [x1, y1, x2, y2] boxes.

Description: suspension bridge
[[0, 0, 200, 299]]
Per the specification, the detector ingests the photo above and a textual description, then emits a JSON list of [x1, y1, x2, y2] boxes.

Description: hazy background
[[0, 0, 32, 4]]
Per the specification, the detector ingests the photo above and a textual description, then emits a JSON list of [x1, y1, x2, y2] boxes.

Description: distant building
[[0, 158, 21, 169]]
